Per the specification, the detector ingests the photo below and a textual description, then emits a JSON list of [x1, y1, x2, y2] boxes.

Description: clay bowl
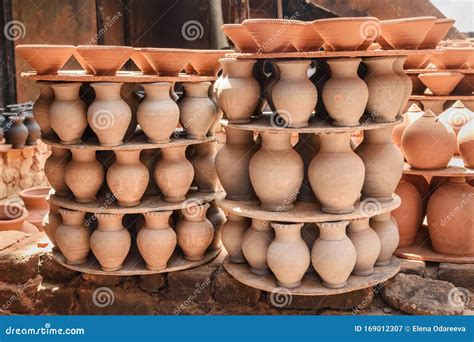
[[418, 72, 464, 96], [404, 53, 432, 69], [19, 186, 50, 229], [291, 22, 324, 52], [0, 203, 28, 231], [16, 45, 74, 75], [380, 16, 437, 49], [418, 19, 455, 49], [222, 24, 259, 53], [430, 47, 472, 69], [312, 17, 380, 51], [376, 35, 394, 50], [189, 50, 233, 76], [131, 49, 156, 75], [242, 19, 304, 53], [75, 45, 134, 76], [73, 50, 93, 74], [140, 48, 193, 76]]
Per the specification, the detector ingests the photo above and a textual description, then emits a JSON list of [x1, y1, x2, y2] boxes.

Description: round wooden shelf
[[403, 157, 474, 177], [53, 247, 221, 275], [224, 256, 400, 296], [410, 95, 474, 101], [217, 196, 401, 223], [406, 68, 474, 75]]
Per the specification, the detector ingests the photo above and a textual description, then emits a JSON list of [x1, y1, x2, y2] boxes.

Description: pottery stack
[[1, 102, 41, 149]]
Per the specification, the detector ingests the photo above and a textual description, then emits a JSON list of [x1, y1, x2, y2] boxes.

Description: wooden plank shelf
[[403, 157, 474, 177], [410, 95, 474, 101]]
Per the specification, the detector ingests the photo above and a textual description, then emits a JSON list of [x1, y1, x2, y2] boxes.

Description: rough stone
[[438, 263, 474, 291], [0, 248, 39, 284], [399, 259, 425, 276], [34, 282, 77, 314], [0, 276, 40, 314], [38, 252, 79, 282], [422, 263, 439, 279], [166, 263, 216, 303], [139, 274, 166, 294], [82, 273, 123, 286], [213, 268, 261, 306]]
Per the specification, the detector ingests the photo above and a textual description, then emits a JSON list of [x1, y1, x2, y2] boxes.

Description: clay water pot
[[392, 103, 424, 151], [393, 57, 412, 115], [221, 24, 259, 52], [418, 72, 464, 96], [189, 142, 218, 193], [140, 149, 161, 196], [431, 47, 471, 69], [137, 211, 177, 270], [75, 45, 133, 76], [15, 44, 74, 74], [131, 50, 155, 75], [216, 58, 260, 124], [33, 81, 54, 136], [49, 83, 87, 144], [439, 100, 474, 155], [379, 17, 437, 49], [0, 203, 28, 232], [249, 132, 303, 211], [364, 57, 404, 123], [295, 133, 320, 202], [458, 120, 474, 168], [107, 150, 148, 207], [370, 212, 399, 266], [154, 145, 194, 202], [402, 109, 456, 170], [348, 218, 381, 276], [427, 177, 474, 256], [216, 127, 258, 200], [221, 212, 250, 263], [309, 132, 365, 214], [206, 201, 226, 250], [263, 61, 280, 113], [355, 126, 404, 202], [271, 60, 317, 128], [44, 147, 71, 197], [19, 187, 50, 229], [418, 19, 455, 49], [4, 116, 28, 148], [55, 209, 90, 265], [312, 220, 356, 289], [65, 149, 105, 203], [392, 179, 422, 247], [292, 22, 324, 52], [90, 213, 131, 271], [268, 222, 310, 288], [176, 203, 214, 261], [42, 202, 61, 246], [242, 219, 273, 274], [24, 115, 41, 145], [323, 58, 368, 126]]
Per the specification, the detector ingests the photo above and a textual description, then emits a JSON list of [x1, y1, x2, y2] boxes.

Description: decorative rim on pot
[[313, 16, 379, 24], [242, 18, 305, 26], [316, 220, 350, 228], [19, 186, 51, 200], [75, 45, 134, 51], [380, 16, 437, 25], [144, 210, 173, 217], [94, 213, 124, 219]]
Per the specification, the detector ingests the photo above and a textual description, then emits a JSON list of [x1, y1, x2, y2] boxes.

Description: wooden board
[[406, 69, 474, 75], [224, 256, 400, 296], [217, 196, 401, 223], [410, 95, 474, 101], [403, 156, 474, 177]]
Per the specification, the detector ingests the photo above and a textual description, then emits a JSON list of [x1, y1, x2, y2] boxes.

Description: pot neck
[[96, 214, 124, 231], [114, 149, 141, 164], [52, 83, 81, 101], [144, 211, 172, 229], [275, 61, 310, 80], [161, 145, 187, 160], [224, 59, 255, 78], [51, 147, 69, 158], [261, 132, 292, 151], [225, 127, 254, 145], [327, 58, 361, 77], [227, 212, 248, 222], [348, 218, 370, 233], [143, 82, 172, 100], [251, 219, 271, 232], [392, 57, 406, 73], [272, 223, 303, 241], [317, 221, 349, 240], [91, 82, 123, 100], [182, 203, 209, 222], [363, 126, 393, 144], [71, 149, 97, 162], [183, 82, 211, 98], [372, 212, 391, 222], [59, 209, 86, 225], [320, 132, 352, 153]]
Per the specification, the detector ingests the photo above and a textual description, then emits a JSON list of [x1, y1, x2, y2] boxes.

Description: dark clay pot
[[4, 115, 28, 148], [24, 115, 41, 145]]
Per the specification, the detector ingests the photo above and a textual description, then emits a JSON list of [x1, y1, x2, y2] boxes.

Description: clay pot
[[427, 177, 473, 256], [176, 203, 214, 261], [154, 145, 194, 202], [291, 22, 324, 52], [207, 201, 226, 250], [370, 212, 399, 266], [65, 149, 105, 203], [33, 81, 54, 136], [189, 142, 218, 193], [402, 109, 456, 170], [140, 149, 161, 196], [438, 100, 474, 154], [458, 120, 474, 168], [49, 83, 87, 144], [242, 219, 273, 274], [380, 17, 437, 49], [189, 50, 230, 76], [222, 24, 259, 52], [431, 47, 472, 69], [107, 150, 148, 207], [312, 220, 356, 289], [263, 61, 280, 113], [404, 54, 431, 69], [418, 19, 455, 49], [131, 50, 155, 75], [309, 132, 365, 214], [392, 103, 424, 151], [16, 45, 74, 74], [348, 218, 381, 276], [268, 222, 310, 288], [402, 174, 430, 218], [217, 58, 260, 124], [44, 147, 71, 197], [355, 126, 403, 202], [137, 82, 179, 143], [4, 116, 28, 148], [323, 58, 368, 126], [221, 212, 249, 263], [295, 133, 320, 202], [55, 209, 90, 265], [137, 211, 177, 270], [392, 179, 422, 247], [42, 202, 61, 246], [140, 48, 192, 76], [393, 57, 412, 115], [216, 127, 257, 200], [207, 87, 223, 137], [419, 72, 464, 96], [0, 203, 28, 232], [249, 132, 303, 211], [19, 187, 50, 229], [75, 45, 133, 76], [24, 115, 41, 145]]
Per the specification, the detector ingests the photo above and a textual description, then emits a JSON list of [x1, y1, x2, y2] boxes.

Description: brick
[[213, 268, 261, 306]]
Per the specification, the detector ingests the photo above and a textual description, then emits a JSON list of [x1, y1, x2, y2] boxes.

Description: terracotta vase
[[207, 87, 223, 137], [402, 174, 430, 218], [312, 220, 356, 288], [216, 127, 257, 200], [427, 177, 474, 256], [217, 58, 260, 124], [137, 82, 179, 143], [309, 132, 365, 214], [355, 126, 403, 202], [242, 219, 273, 274], [154, 145, 194, 202], [221, 212, 250, 263], [249, 132, 303, 211], [65, 149, 105, 203], [379, 17, 437, 49], [264, 61, 280, 113], [393, 57, 412, 115], [267, 222, 310, 288], [370, 212, 399, 266], [348, 218, 381, 276], [140, 149, 161, 196], [322, 58, 368, 126], [24, 115, 41, 145], [439, 100, 474, 155], [19, 187, 50, 229], [42, 202, 61, 246], [295, 133, 320, 202], [392, 103, 423, 151], [176, 203, 214, 261], [206, 201, 226, 250], [392, 179, 422, 247], [55, 209, 90, 265], [402, 109, 456, 170], [33, 81, 54, 136], [49, 83, 87, 144], [189, 142, 218, 193], [458, 120, 474, 168], [44, 147, 71, 197], [4, 116, 28, 148]]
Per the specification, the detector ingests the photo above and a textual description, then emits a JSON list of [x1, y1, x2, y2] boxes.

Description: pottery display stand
[[409, 95, 474, 114]]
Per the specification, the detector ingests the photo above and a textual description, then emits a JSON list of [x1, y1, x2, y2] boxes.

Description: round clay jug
[[90, 213, 131, 271], [140, 148, 161, 196], [370, 212, 399, 266], [216, 127, 258, 200], [392, 179, 422, 247], [295, 133, 320, 202], [221, 212, 250, 263], [107, 149, 148, 207], [4, 115, 28, 148], [393, 56, 412, 115], [64, 149, 105, 203], [322, 58, 368, 126], [206, 201, 226, 250], [137, 82, 179, 143], [33, 81, 54, 136], [49, 83, 87, 144], [347, 218, 381, 276], [44, 147, 71, 197], [189, 142, 218, 193], [438, 100, 474, 154], [217, 58, 260, 124], [402, 109, 456, 170], [364, 57, 404, 123], [154, 145, 194, 202], [427, 177, 474, 256], [458, 120, 474, 168], [19, 186, 50, 229], [392, 103, 423, 151], [355, 126, 404, 202], [309, 132, 365, 214], [249, 131, 303, 211], [242, 219, 273, 275], [402, 174, 430, 217], [312, 220, 356, 288], [267, 222, 310, 288], [176, 203, 214, 261], [42, 202, 61, 246], [24, 115, 41, 145], [55, 208, 90, 265], [137, 211, 177, 270]]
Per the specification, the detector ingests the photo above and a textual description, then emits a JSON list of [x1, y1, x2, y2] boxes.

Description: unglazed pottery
[[404, 54, 431, 69], [438, 100, 474, 153], [309, 132, 365, 214], [44, 147, 71, 197], [393, 57, 412, 115], [55, 209, 90, 265], [221, 212, 250, 263], [19, 187, 50, 229], [430, 47, 472, 69], [207, 201, 226, 250], [42, 202, 61, 246], [392, 179, 422, 247], [418, 72, 464, 96], [131, 50, 155, 75], [24, 115, 41, 145], [33, 81, 54, 136], [4, 116, 28, 148], [348, 218, 381, 276], [370, 212, 399, 266], [189, 142, 218, 193], [418, 19, 455, 49], [458, 120, 474, 168], [222, 24, 259, 52], [16, 45, 74, 74], [120, 83, 139, 139], [179, 82, 215, 139], [301, 223, 318, 273], [249, 132, 303, 211], [295, 133, 320, 202], [242, 219, 273, 274], [140, 149, 161, 196], [402, 174, 430, 217], [75, 45, 133, 76], [263, 61, 280, 113], [189, 50, 230, 76], [420, 100, 446, 115], [379, 17, 437, 49], [140, 48, 191, 76], [292, 22, 324, 52], [268, 222, 310, 288]]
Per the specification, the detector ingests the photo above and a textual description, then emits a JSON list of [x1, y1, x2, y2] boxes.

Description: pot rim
[[19, 186, 51, 200]]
